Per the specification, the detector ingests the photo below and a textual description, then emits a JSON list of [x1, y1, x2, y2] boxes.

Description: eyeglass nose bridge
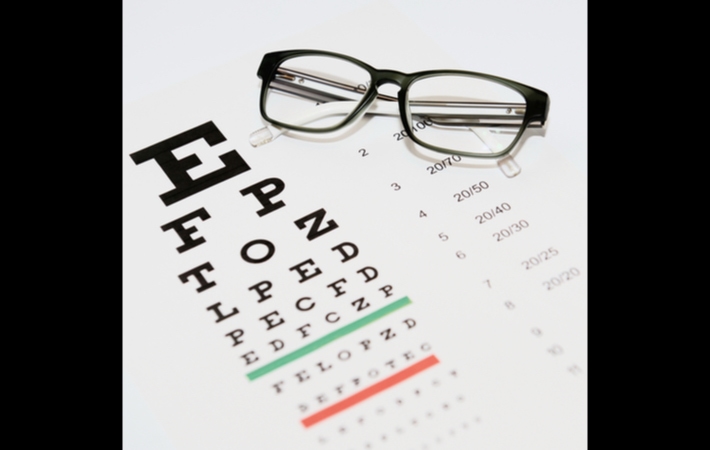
[[357, 69, 407, 108], [371, 69, 409, 88], [360, 70, 411, 125], [369, 70, 410, 102]]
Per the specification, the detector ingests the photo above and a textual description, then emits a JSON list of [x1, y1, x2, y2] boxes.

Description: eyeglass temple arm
[[250, 69, 542, 147], [271, 77, 535, 118], [270, 71, 541, 121], [271, 68, 543, 125]]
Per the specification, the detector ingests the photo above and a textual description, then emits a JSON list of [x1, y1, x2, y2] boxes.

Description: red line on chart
[[301, 354, 440, 428]]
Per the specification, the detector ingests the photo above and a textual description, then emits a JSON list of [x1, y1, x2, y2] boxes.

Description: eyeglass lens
[[264, 55, 371, 131], [406, 75, 526, 156]]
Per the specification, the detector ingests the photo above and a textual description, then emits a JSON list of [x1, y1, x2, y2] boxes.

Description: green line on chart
[[246, 296, 412, 381]]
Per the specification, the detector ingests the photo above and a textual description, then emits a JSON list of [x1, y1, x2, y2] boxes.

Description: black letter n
[[130, 121, 250, 206], [294, 208, 339, 241]]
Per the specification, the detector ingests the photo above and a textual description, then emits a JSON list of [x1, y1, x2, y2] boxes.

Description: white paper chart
[[123, 9, 587, 450]]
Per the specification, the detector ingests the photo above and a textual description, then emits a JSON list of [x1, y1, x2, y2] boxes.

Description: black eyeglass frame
[[256, 49, 550, 159]]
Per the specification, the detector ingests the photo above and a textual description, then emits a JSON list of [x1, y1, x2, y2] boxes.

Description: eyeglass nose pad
[[469, 127, 522, 177], [497, 156, 521, 178]]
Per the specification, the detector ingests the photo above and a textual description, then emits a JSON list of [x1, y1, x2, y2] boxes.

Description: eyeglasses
[[249, 50, 549, 161]]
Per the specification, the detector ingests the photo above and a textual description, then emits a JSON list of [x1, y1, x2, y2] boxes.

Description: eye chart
[[123, 6, 587, 450]]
